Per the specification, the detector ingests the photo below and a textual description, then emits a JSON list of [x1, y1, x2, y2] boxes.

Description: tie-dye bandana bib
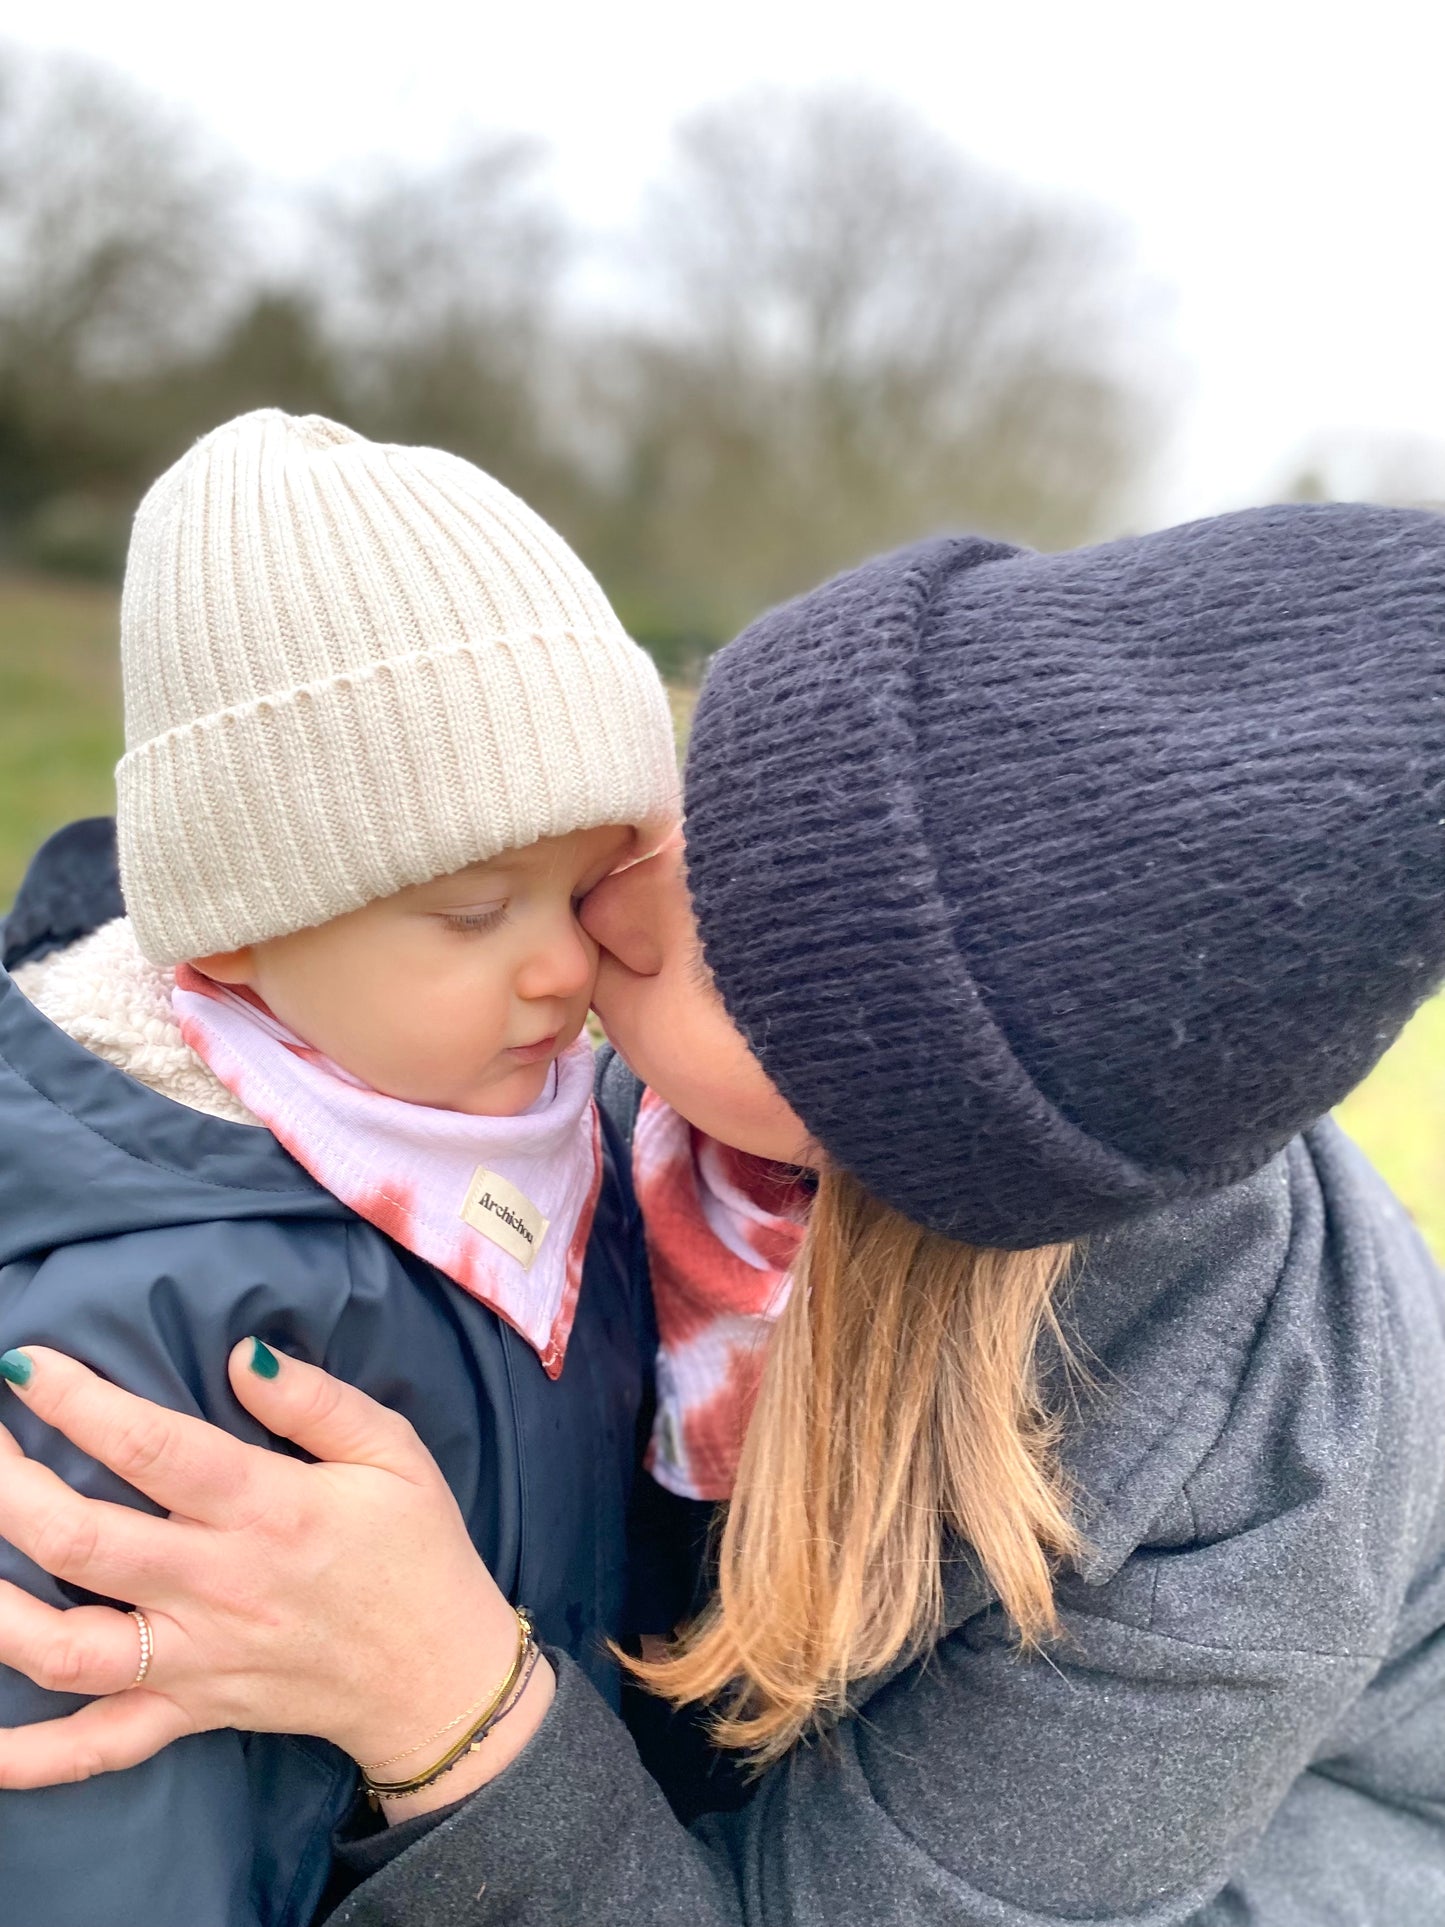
[[172, 966, 601, 1379], [631, 1088, 811, 1501]]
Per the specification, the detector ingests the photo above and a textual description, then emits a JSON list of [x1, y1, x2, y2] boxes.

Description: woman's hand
[[0, 1343, 553, 1813]]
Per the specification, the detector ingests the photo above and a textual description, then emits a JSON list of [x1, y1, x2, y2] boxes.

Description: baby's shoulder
[[8, 1208, 359, 1345]]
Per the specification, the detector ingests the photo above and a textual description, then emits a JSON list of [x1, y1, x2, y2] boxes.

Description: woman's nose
[[578, 860, 666, 976]]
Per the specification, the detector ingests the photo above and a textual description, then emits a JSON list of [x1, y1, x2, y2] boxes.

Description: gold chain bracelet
[[364, 1641, 541, 1806], [360, 1653, 524, 1773], [360, 1607, 534, 1807]]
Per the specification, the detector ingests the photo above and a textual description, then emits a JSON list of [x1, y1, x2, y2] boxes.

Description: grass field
[[2, 571, 1441, 1261], [0, 576, 123, 894]]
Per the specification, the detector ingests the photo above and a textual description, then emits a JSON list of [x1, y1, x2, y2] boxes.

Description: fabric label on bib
[[461, 1167, 550, 1270]]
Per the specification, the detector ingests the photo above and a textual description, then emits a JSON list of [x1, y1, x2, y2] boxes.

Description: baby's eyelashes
[[438, 904, 510, 934]]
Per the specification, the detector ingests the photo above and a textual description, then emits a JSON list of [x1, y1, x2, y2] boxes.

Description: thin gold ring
[[128, 1608, 154, 1688]]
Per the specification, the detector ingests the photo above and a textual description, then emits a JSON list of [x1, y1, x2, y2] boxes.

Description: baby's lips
[[505, 1032, 562, 1064]]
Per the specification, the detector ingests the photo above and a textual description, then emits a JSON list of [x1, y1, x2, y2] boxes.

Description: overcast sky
[[9, 0, 1443, 526]]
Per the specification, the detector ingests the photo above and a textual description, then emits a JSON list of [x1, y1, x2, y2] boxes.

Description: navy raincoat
[[0, 822, 654, 1927]]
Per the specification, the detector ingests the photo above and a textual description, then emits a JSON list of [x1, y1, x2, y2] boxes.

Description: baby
[[0, 411, 678, 1927]]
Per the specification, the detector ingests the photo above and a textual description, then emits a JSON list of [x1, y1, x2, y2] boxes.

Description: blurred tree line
[[1284, 430, 1445, 513], [0, 47, 1170, 672]]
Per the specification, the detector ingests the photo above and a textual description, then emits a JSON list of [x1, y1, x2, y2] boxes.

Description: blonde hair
[[628, 1163, 1080, 1765]]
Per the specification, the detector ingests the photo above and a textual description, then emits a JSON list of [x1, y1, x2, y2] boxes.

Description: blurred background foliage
[[0, 44, 1438, 1256], [0, 51, 1165, 647]]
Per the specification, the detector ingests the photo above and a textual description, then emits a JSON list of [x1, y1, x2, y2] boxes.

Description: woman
[[0, 504, 1443, 1925]]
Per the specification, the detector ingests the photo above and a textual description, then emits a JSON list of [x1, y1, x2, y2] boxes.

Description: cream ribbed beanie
[[117, 410, 680, 964]]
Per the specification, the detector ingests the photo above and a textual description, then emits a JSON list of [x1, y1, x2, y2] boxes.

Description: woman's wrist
[[344, 1598, 558, 1824], [358, 1607, 537, 1797], [331, 1572, 522, 1769], [373, 1653, 557, 1824]]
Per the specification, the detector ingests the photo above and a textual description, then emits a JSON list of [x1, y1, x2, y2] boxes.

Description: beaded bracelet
[[361, 1607, 536, 1808]]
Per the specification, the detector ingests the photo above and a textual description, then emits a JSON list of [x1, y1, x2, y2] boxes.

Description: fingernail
[[0, 1349, 33, 1389], [247, 1338, 280, 1380]]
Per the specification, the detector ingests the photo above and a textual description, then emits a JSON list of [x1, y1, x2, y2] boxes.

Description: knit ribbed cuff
[[119, 632, 680, 965]]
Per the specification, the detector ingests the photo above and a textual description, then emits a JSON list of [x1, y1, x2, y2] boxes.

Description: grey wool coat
[[335, 1113, 1445, 1927]]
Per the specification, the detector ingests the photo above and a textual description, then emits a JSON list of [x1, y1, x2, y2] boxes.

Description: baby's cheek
[[446, 982, 514, 1063]]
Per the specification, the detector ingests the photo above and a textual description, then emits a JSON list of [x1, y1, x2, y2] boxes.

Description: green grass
[[1, 572, 1440, 1261], [0, 574, 123, 896], [1335, 997, 1445, 1259]]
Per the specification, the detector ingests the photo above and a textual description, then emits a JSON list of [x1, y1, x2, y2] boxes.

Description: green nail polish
[[0, 1349, 33, 1388], [248, 1338, 280, 1380]]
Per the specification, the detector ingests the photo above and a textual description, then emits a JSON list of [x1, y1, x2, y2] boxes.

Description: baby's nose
[[518, 922, 595, 1003]]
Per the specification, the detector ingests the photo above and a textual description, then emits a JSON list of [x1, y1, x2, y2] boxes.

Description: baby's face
[[194, 826, 634, 1116]]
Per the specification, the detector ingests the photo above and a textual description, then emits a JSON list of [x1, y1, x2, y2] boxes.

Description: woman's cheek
[[590, 953, 648, 1055], [594, 968, 691, 1094], [614, 992, 799, 1160]]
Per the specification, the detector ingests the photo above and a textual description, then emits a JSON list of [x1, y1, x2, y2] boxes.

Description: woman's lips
[[506, 1032, 560, 1065]]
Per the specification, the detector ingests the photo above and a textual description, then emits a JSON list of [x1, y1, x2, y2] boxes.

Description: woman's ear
[[189, 946, 257, 987]]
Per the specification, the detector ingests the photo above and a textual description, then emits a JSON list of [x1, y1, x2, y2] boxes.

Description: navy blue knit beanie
[[682, 503, 1445, 1247]]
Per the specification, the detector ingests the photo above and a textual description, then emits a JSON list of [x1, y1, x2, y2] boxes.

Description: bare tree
[[315, 139, 574, 509], [597, 88, 1168, 637], [0, 50, 237, 379], [0, 57, 1172, 650], [0, 47, 240, 517]]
